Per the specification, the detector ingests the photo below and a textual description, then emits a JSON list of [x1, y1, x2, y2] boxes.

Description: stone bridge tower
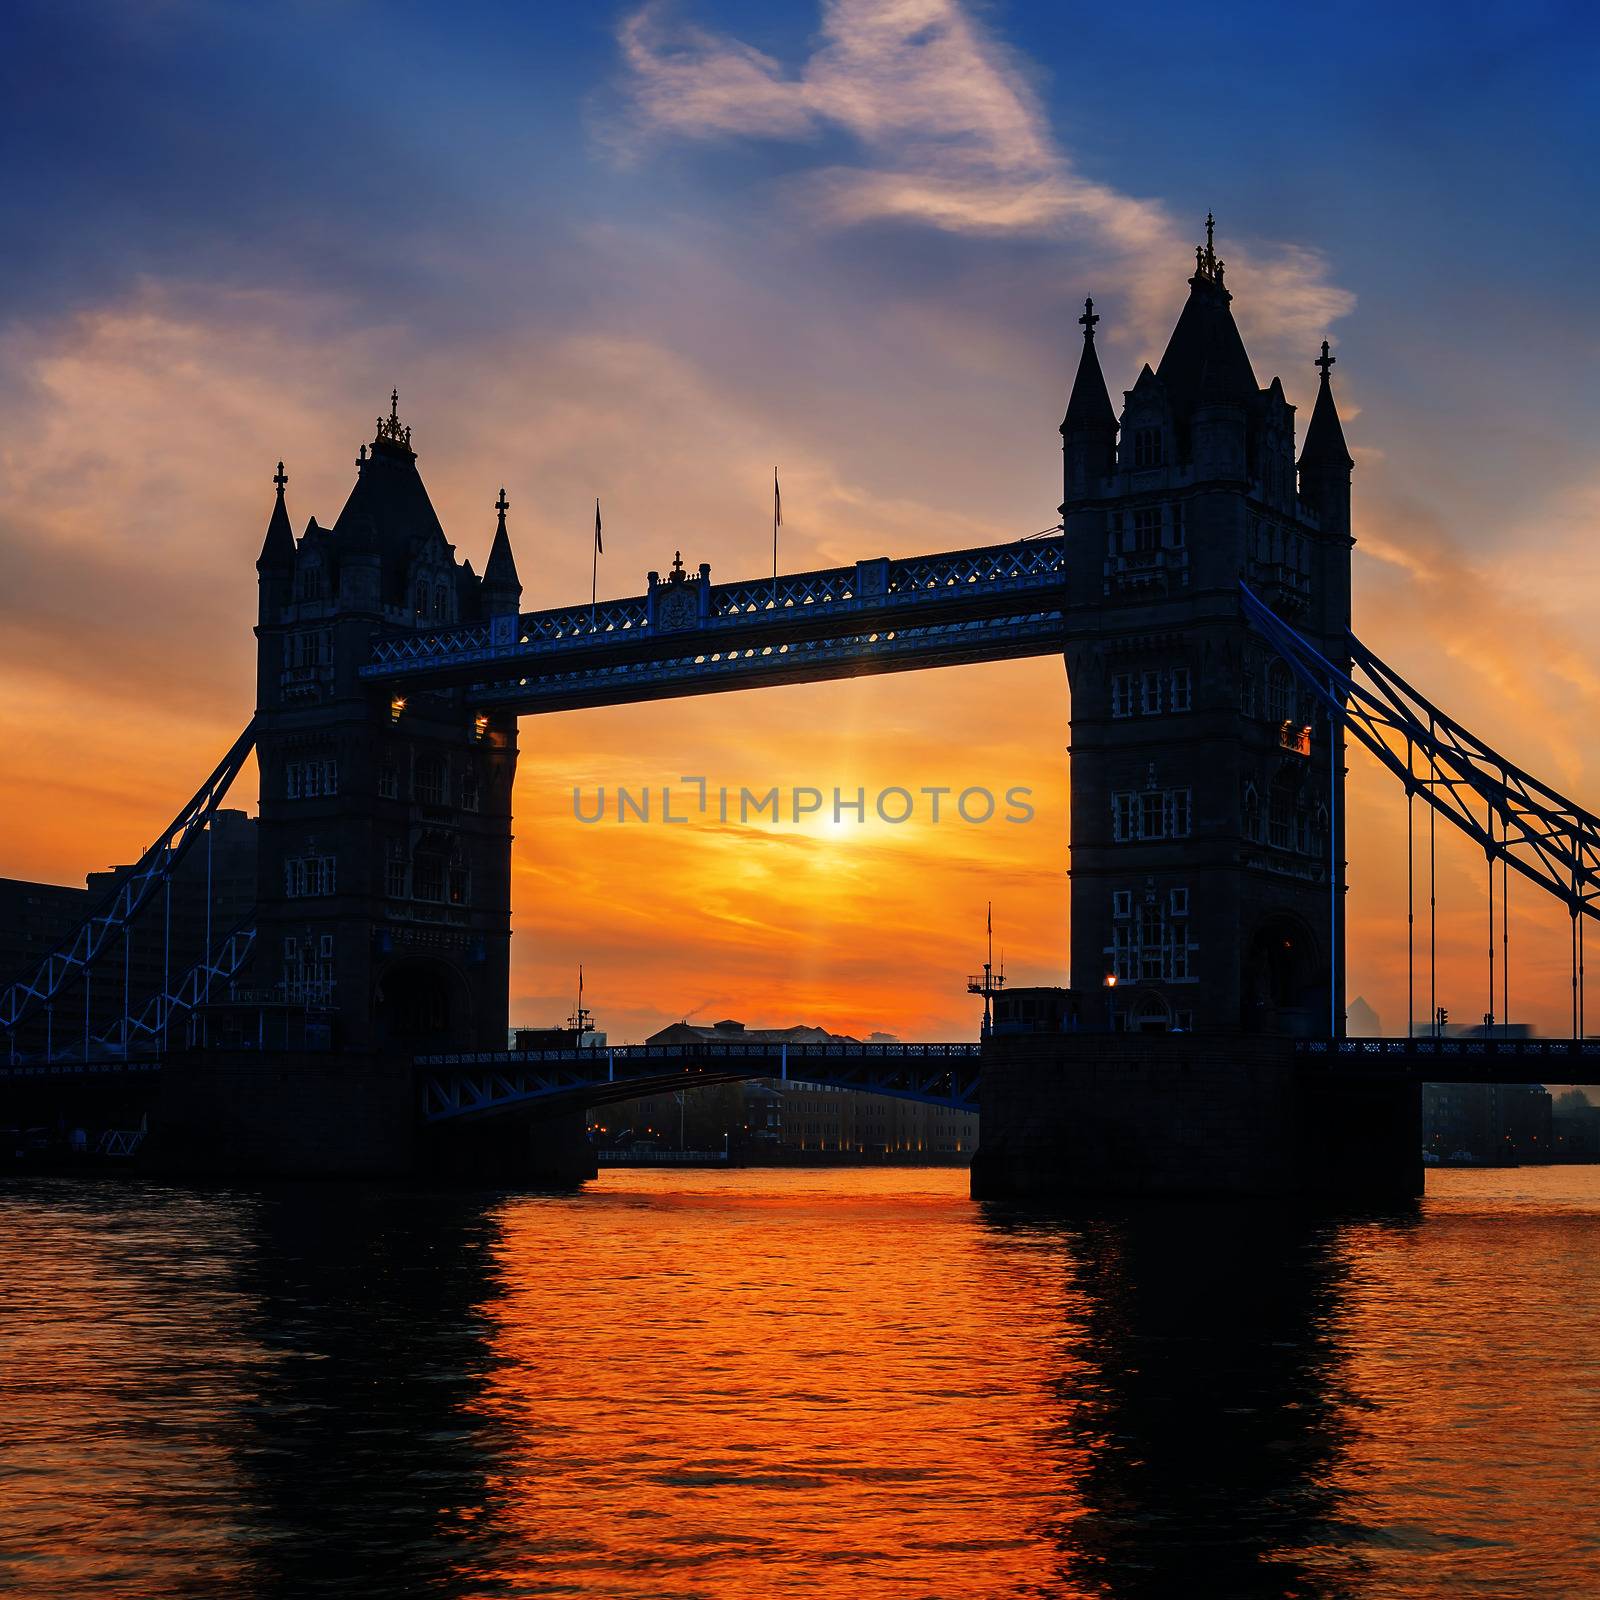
[[253, 397, 521, 1054], [1060, 221, 1354, 1035]]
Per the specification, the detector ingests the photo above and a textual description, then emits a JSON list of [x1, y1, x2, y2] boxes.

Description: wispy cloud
[[615, 0, 1352, 350]]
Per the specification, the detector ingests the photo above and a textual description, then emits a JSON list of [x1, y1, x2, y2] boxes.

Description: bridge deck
[[360, 536, 1067, 713]]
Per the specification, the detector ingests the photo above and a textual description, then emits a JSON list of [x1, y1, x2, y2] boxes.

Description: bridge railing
[[365, 535, 1067, 676], [416, 1040, 983, 1069]]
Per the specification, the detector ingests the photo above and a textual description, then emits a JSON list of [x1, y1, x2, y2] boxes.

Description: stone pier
[[971, 1032, 1421, 1204]]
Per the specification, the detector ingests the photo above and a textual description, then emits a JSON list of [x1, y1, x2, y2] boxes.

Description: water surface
[[2, 1166, 1597, 1597]]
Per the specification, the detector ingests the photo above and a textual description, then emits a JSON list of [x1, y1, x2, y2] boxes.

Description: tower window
[[1111, 673, 1134, 718], [1168, 667, 1192, 712], [1267, 662, 1296, 723], [385, 839, 408, 899], [416, 757, 447, 806], [1140, 670, 1163, 715], [1133, 428, 1163, 469], [284, 854, 336, 897], [1132, 508, 1161, 553], [413, 851, 446, 903], [460, 768, 480, 812], [378, 760, 399, 801]]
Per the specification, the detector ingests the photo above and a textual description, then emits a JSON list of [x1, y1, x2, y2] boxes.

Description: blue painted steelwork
[[361, 535, 1067, 711], [417, 1040, 983, 1123], [2, 926, 259, 1067], [0, 723, 258, 1045], [1242, 583, 1600, 922]]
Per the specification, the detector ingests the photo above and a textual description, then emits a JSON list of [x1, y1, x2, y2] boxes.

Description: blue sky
[[3, 0, 1597, 1035]]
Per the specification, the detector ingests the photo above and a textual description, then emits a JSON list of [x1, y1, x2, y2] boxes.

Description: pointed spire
[[1157, 216, 1257, 416], [482, 485, 521, 609], [1299, 340, 1354, 471], [256, 459, 296, 571], [1061, 296, 1118, 435]]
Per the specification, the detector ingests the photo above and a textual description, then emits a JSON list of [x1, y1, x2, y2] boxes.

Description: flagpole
[[591, 499, 601, 631], [772, 467, 780, 605]]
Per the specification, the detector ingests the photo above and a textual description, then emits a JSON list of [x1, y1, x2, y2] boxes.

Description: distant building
[[1346, 996, 1381, 1037], [1552, 1091, 1600, 1162], [591, 1018, 978, 1156], [1422, 1081, 1553, 1163]]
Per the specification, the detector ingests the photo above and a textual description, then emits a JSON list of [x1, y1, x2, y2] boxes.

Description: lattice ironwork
[[1242, 584, 1600, 922], [363, 535, 1068, 684], [0, 722, 258, 1039], [111, 925, 257, 1055]]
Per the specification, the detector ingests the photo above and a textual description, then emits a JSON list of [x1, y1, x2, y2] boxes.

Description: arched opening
[[1242, 914, 1322, 1036], [1126, 990, 1173, 1034], [374, 957, 469, 1047]]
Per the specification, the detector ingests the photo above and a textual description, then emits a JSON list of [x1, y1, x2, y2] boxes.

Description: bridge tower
[[252, 397, 521, 1054], [1060, 222, 1354, 1036]]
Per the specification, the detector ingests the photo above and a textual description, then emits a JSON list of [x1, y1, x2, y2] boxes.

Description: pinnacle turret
[[1299, 340, 1354, 471], [256, 460, 295, 571]]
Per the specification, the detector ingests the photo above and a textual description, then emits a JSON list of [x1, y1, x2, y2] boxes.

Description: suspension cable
[[1407, 736, 1415, 1039], [1502, 828, 1509, 1038], [1430, 730, 1438, 1035], [1487, 817, 1496, 1031]]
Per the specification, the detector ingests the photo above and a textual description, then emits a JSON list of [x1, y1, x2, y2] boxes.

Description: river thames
[[2, 1166, 1597, 1598]]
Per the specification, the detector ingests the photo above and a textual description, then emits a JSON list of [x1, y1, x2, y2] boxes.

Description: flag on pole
[[773, 468, 781, 582], [591, 499, 602, 622], [594, 499, 603, 557]]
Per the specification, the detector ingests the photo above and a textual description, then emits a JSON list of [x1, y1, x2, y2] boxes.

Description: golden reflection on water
[[1, 1167, 1599, 1598]]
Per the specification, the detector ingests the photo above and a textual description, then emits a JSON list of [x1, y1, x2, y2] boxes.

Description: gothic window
[[1136, 903, 1164, 981], [1270, 769, 1298, 850], [1133, 428, 1162, 469], [385, 839, 408, 899], [294, 564, 325, 603], [286, 758, 337, 800], [434, 584, 448, 619], [1113, 787, 1192, 841], [1141, 790, 1164, 838], [1113, 794, 1134, 841], [1168, 666, 1192, 712], [284, 854, 336, 897], [1267, 662, 1296, 724], [460, 767, 480, 812], [283, 630, 331, 669], [1244, 781, 1261, 842], [448, 848, 470, 907], [416, 756, 447, 806], [1140, 670, 1163, 715], [413, 850, 445, 903], [1133, 508, 1161, 553], [378, 760, 399, 801], [1166, 789, 1192, 837], [1242, 668, 1258, 718], [1111, 673, 1134, 718], [414, 580, 428, 617], [1169, 504, 1185, 548]]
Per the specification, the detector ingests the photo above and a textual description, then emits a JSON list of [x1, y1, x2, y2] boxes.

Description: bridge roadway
[[359, 536, 1068, 712]]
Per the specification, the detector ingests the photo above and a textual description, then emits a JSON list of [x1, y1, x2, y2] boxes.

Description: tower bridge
[[5, 222, 1597, 1196]]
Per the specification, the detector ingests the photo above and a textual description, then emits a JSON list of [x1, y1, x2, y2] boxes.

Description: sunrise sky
[[3, 0, 1597, 1040]]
